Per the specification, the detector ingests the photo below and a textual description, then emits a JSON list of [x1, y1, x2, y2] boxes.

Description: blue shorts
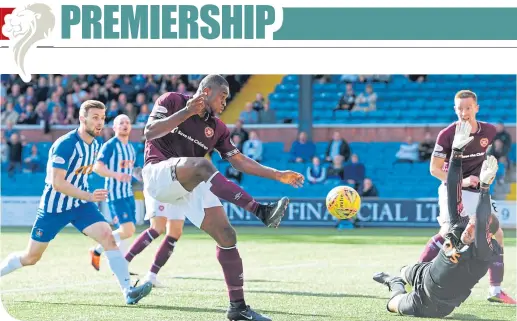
[[108, 197, 136, 228], [31, 202, 107, 243]]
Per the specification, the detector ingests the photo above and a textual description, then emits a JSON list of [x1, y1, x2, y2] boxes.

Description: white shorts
[[437, 183, 497, 226], [142, 159, 223, 228], [143, 189, 185, 221]]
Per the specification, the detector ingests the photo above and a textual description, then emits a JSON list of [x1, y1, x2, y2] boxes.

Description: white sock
[[94, 231, 123, 255], [105, 250, 131, 294], [118, 238, 129, 256], [490, 285, 502, 296], [146, 271, 157, 279], [0, 253, 23, 277]]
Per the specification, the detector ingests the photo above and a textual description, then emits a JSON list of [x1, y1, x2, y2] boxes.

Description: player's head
[[454, 90, 479, 123], [113, 114, 132, 137], [460, 213, 500, 245], [79, 100, 106, 138], [197, 74, 230, 115]]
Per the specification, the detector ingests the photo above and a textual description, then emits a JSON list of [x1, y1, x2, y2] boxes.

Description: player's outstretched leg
[[373, 272, 408, 313], [83, 221, 152, 305], [1, 239, 48, 277], [90, 222, 135, 271], [125, 218, 165, 263], [176, 157, 289, 228], [201, 207, 271, 321], [487, 231, 516, 304], [142, 219, 184, 287]]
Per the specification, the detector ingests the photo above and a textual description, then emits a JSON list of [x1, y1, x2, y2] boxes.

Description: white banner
[[0, 197, 145, 227]]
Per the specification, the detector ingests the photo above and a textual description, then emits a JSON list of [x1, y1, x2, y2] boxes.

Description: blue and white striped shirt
[[97, 137, 136, 201], [39, 129, 100, 213]]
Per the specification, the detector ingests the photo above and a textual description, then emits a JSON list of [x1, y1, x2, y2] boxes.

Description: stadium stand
[[1, 74, 515, 201]]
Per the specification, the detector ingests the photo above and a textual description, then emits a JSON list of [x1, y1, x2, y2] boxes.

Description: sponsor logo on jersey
[[155, 105, 168, 114], [53, 155, 65, 164], [434, 144, 444, 152]]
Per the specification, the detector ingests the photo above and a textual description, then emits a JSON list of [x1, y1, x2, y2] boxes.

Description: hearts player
[[418, 90, 515, 304]]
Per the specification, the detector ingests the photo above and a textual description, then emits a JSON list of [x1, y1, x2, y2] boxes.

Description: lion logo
[[2, 3, 55, 83]]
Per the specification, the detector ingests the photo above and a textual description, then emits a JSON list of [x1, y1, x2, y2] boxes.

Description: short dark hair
[[489, 213, 499, 235], [455, 90, 477, 102], [80, 100, 106, 117], [199, 74, 229, 91]]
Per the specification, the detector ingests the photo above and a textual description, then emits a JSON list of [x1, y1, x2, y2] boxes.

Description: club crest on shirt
[[205, 127, 214, 138], [159, 205, 165, 211], [480, 138, 489, 148]]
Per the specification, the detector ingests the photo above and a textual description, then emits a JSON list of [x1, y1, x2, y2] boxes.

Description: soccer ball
[[326, 185, 361, 220]]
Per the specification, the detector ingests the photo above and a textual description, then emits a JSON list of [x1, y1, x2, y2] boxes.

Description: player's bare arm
[[430, 156, 448, 182], [51, 167, 107, 202], [228, 153, 304, 188], [144, 94, 207, 141], [93, 160, 131, 182]]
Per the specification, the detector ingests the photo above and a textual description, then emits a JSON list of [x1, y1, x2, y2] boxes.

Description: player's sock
[[118, 238, 130, 256], [94, 231, 124, 255], [216, 245, 245, 304], [105, 250, 131, 293], [0, 253, 23, 276], [150, 236, 177, 274], [125, 228, 160, 262], [207, 172, 259, 213], [418, 234, 444, 262], [489, 253, 504, 295], [388, 278, 407, 298]]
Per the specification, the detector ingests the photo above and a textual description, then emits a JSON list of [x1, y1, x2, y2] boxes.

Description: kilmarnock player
[[0, 101, 152, 305], [124, 189, 186, 287], [374, 122, 503, 318], [141, 74, 304, 321], [89, 115, 138, 270], [419, 90, 515, 304]]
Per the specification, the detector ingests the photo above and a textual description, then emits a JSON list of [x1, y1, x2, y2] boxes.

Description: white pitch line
[[0, 261, 322, 295]]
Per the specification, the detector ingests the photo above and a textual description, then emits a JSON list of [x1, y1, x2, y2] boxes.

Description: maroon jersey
[[144, 92, 240, 166], [433, 121, 497, 192]]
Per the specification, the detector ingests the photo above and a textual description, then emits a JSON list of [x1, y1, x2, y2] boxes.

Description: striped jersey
[[39, 129, 100, 213], [96, 136, 136, 201]]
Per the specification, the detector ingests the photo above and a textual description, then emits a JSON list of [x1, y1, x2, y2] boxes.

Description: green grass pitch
[[1, 226, 516, 321]]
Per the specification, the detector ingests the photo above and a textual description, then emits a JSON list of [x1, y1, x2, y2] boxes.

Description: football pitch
[[1, 226, 516, 321]]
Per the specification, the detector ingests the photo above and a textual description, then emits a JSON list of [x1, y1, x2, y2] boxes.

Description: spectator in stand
[[1, 136, 9, 164], [242, 131, 263, 162], [239, 102, 259, 124], [418, 131, 435, 161], [258, 103, 276, 124], [354, 84, 377, 112], [230, 134, 244, 152], [63, 106, 79, 125], [340, 75, 359, 83], [23, 144, 41, 173], [395, 136, 420, 163], [17, 104, 39, 125], [106, 100, 121, 124], [124, 103, 137, 124], [488, 139, 507, 170], [225, 165, 243, 185], [71, 81, 88, 106], [306, 156, 327, 185], [230, 119, 249, 143], [333, 83, 356, 114], [136, 104, 150, 125], [493, 122, 512, 158], [325, 131, 351, 163], [2, 102, 19, 125], [289, 131, 316, 163], [252, 93, 265, 111], [407, 75, 427, 82], [6, 83, 22, 105], [360, 178, 379, 197], [343, 154, 365, 190], [35, 102, 48, 123], [326, 155, 345, 182], [49, 105, 64, 125], [7, 133, 24, 178]]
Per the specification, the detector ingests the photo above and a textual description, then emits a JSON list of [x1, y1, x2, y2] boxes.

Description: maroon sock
[[150, 236, 177, 274], [209, 172, 259, 213], [418, 234, 444, 262], [216, 245, 244, 303], [125, 228, 160, 262], [489, 253, 504, 286]]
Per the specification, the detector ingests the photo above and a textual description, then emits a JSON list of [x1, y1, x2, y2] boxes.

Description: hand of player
[[115, 172, 132, 183], [89, 189, 108, 202], [452, 121, 474, 151], [480, 156, 498, 186], [132, 167, 143, 182], [185, 92, 207, 116], [277, 170, 304, 188], [462, 175, 480, 188]]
